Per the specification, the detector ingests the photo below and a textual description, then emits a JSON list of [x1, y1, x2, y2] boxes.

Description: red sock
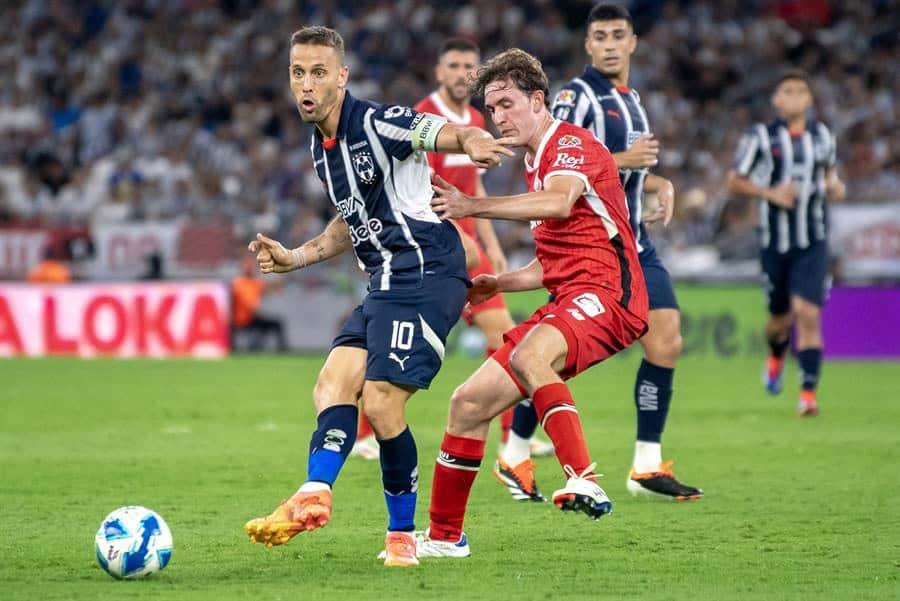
[[429, 432, 485, 542], [357, 414, 374, 439], [531, 383, 593, 477], [499, 407, 514, 443]]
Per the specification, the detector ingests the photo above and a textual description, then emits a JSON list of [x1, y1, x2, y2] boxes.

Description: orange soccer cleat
[[382, 531, 419, 567], [244, 486, 333, 547]]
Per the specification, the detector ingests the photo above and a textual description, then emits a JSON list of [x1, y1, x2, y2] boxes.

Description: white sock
[[298, 481, 331, 494], [632, 441, 662, 473], [501, 431, 531, 466]]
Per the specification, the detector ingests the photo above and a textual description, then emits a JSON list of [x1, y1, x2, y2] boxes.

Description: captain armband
[[411, 114, 446, 152]]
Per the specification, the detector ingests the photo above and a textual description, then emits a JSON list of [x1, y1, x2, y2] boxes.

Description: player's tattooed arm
[[248, 217, 350, 274]]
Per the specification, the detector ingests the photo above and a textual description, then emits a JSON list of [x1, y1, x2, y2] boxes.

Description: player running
[[413, 48, 649, 558], [506, 2, 702, 502], [727, 69, 845, 416], [242, 26, 512, 567]]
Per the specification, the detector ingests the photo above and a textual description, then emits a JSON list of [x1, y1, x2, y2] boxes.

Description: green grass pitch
[[1, 352, 898, 600]]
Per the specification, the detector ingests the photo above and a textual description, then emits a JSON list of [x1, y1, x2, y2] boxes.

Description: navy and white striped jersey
[[551, 65, 651, 252], [310, 91, 468, 291], [733, 118, 837, 253]]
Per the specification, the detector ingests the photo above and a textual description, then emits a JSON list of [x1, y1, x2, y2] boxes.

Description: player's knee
[[362, 382, 404, 433], [448, 382, 489, 428], [313, 370, 356, 413], [793, 303, 820, 333], [508, 345, 537, 388]]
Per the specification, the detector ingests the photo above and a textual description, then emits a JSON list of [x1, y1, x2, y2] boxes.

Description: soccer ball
[[94, 506, 173, 579]]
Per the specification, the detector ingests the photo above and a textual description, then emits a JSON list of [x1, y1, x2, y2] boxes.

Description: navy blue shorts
[[760, 242, 829, 314], [332, 278, 468, 389], [639, 242, 679, 311]]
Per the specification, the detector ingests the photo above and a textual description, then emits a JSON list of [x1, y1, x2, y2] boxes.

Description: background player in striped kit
[[532, 3, 701, 500], [242, 26, 513, 567], [728, 69, 845, 416]]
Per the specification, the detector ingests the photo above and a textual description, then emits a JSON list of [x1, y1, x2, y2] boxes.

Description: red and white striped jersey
[[524, 120, 647, 314], [414, 91, 485, 241]]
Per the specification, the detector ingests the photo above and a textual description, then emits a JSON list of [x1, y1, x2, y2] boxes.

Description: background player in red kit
[[353, 39, 553, 499], [412, 48, 649, 558]]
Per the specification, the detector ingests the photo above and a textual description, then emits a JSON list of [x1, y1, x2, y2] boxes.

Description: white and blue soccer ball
[[95, 506, 173, 579]]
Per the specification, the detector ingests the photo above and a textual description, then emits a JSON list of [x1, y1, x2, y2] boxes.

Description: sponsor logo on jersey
[[552, 152, 585, 169], [554, 89, 576, 107], [349, 140, 369, 151], [557, 134, 582, 148], [383, 105, 412, 119]]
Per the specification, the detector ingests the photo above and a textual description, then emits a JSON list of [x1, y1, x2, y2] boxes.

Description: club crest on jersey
[[353, 152, 376, 184], [557, 134, 582, 148], [554, 89, 576, 107]]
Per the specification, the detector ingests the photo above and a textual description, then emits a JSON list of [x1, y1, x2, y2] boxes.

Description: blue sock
[[797, 348, 822, 392], [635, 359, 674, 443], [306, 404, 358, 486], [379, 427, 418, 532], [511, 399, 538, 439]]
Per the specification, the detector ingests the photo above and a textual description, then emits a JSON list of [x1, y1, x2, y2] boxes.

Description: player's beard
[[446, 80, 470, 104], [298, 88, 339, 124]]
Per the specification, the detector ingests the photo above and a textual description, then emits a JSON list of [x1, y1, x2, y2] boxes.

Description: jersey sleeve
[[371, 104, 446, 161], [551, 86, 594, 130], [541, 131, 605, 193], [733, 126, 762, 177]]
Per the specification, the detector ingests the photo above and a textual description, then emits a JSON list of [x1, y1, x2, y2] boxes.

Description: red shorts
[[492, 287, 648, 394], [462, 242, 507, 325]]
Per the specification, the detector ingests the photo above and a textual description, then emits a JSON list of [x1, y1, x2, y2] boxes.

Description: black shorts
[[639, 242, 679, 311], [760, 242, 829, 314], [332, 278, 468, 389]]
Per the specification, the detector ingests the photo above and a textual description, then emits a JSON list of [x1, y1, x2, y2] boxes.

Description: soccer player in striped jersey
[[242, 26, 513, 567], [355, 39, 555, 496], [414, 48, 648, 558], [727, 69, 845, 416], [539, 3, 701, 500]]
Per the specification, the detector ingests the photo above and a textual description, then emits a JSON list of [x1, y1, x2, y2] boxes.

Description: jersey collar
[[315, 90, 356, 147], [525, 119, 562, 173], [429, 91, 471, 124], [582, 64, 615, 92]]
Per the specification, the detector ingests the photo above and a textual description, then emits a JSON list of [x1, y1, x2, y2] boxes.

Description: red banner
[[0, 282, 229, 358]]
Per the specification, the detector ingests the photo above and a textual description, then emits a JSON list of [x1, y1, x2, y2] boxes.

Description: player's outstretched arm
[[468, 259, 543, 306], [248, 216, 351, 274], [429, 122, 515, 169], [726, 170, 797, 209], [431, 173, 585, 222]]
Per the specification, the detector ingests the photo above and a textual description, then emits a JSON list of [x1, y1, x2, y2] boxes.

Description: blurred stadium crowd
[[0, 0, 897, 279]]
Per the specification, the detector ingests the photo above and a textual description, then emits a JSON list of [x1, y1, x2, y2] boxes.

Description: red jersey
[[525, 120, 647, 315], [414, 91, 485, 240]]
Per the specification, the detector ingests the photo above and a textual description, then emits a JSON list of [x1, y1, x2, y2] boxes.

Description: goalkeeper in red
[[416, 48, 649, 557]]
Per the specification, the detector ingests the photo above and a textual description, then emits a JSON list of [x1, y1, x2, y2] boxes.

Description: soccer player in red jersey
[[354, 39, 553, 501], [416, 48, 649, 557]]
